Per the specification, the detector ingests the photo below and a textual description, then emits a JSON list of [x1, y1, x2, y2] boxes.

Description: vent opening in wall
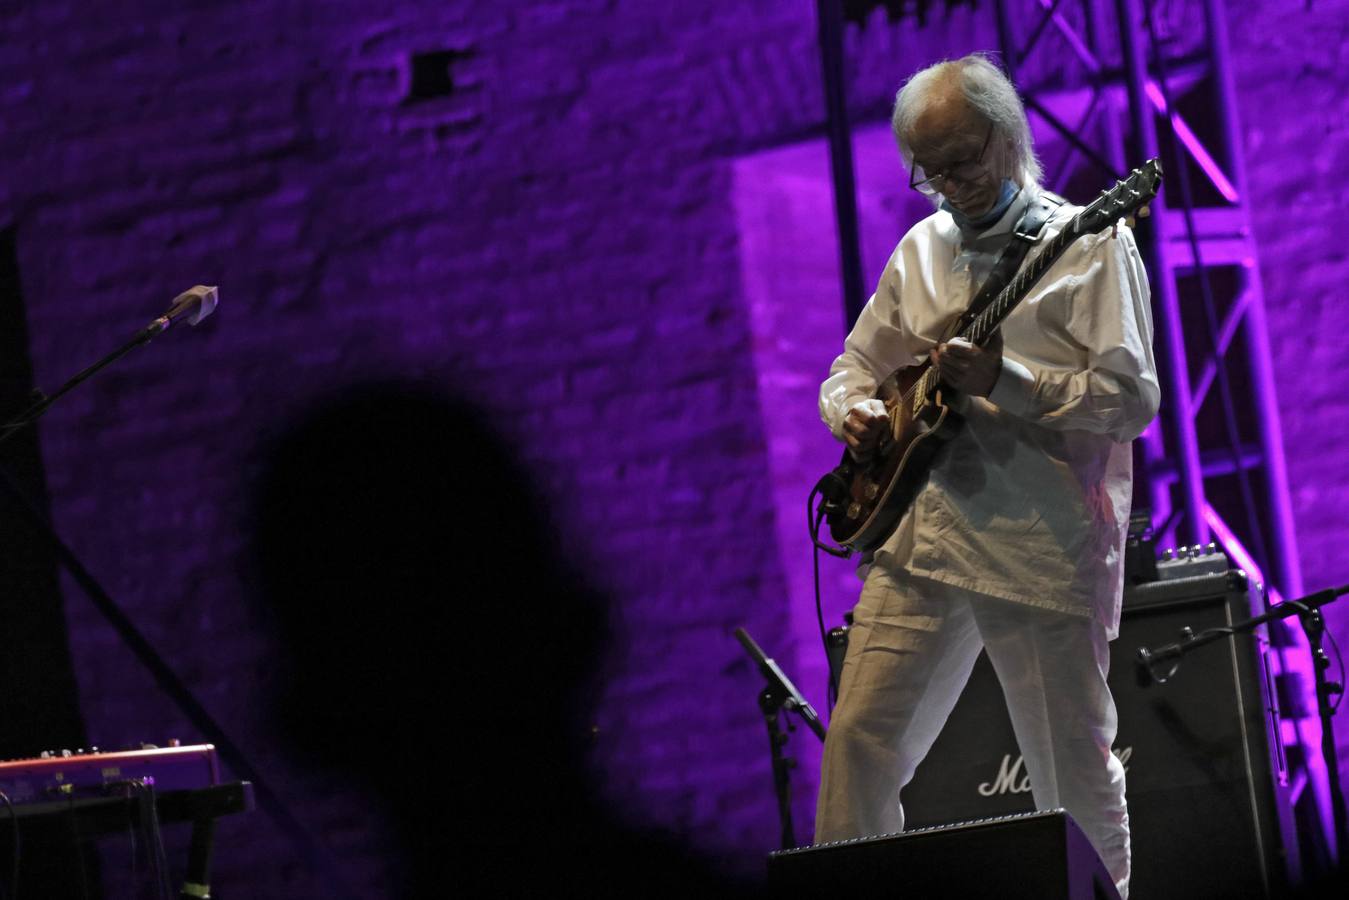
[[406, 49, 468, 102]]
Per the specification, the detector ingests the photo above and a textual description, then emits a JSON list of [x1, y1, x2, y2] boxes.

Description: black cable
[[143, 783, 172, 900], [815, 531, 834, 711], [1145, 624, 1241, 683], [0, 789, 18, 900], [1281, 600, 1345, 713], [122, 783, 140, 889], [808, 488, 833, 708], [1325, 621, 1344, 714], [806, 483, 820, 550], [64, 792, 89, 900], [1141, 0, 1272, 574], [126, 779, 173, 900], [134, 782, 155, 895], [808, 479, 859, 710]]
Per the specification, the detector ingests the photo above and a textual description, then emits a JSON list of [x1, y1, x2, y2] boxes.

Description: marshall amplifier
[[860, 568, 1299, 899]]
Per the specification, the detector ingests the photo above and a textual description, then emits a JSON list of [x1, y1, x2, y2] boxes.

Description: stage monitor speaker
[[768, 809, 1119, 899], [867, 570, 1298, 899]]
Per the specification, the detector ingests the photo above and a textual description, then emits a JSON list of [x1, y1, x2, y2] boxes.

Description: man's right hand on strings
[[843, 400, 889, 463]]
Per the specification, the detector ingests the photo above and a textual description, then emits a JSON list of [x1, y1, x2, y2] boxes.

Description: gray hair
[[890, 54, 1043, 188]]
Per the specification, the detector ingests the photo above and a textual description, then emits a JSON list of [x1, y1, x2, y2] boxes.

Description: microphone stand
[[735, 628, 826, 850], [1137, 585, 1349, 860], [0, 303, 360, 899], [0, 317, 170, 448]]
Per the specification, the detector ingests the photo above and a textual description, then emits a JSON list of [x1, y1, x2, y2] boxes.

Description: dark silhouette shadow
[[251, 380, 752, 897]]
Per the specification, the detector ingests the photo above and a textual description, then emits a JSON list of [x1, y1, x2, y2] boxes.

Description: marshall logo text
[[977, 746, 1133, 797]]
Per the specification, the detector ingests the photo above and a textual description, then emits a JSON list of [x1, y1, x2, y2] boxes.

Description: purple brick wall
[[1229, 0, 1349, 775], [0, 0, 1347, 894]]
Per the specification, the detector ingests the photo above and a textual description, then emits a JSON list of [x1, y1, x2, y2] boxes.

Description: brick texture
[[0, 0, 1345, 894]]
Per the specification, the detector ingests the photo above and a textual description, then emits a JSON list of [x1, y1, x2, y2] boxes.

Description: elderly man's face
[[908, 98, 1006, 218]]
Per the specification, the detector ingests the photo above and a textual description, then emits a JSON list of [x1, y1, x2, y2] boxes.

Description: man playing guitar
[[814, 55, 1159, 900]]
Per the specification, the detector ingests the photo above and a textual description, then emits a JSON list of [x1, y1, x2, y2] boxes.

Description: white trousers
[[814, 565, 1131, 898]]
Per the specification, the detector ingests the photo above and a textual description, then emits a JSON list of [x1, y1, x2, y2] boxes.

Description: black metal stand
[[181, 814, 217, 899], [735, 627, 827, 850], [0, 783, 252, 899], [1303, 605, 1349, 862], [759, 685, 798, 851], [0, 320, 164, 448], [814, 0, 866, 329], [0, 286, 215, 445], [1137, 584, 1349, 859], [0, 307, 357, 899]]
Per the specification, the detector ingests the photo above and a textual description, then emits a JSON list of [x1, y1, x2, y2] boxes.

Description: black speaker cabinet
[[769, 809, 1119, 898], [877, 570, 1298, 899]]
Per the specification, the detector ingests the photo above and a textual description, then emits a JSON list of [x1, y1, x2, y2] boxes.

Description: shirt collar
[[941, 183, 1038, 248]]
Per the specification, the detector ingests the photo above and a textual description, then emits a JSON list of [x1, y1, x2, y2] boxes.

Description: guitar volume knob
[[846, 502, 861, 520], [865, 482, 879, 500]]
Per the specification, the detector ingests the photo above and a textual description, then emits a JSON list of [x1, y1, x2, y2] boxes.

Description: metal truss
[[990, 0, 1328, 864], [823, 0, 1300, 596], [989, 0, 1300, 604], [818, 0, 1324, 864]]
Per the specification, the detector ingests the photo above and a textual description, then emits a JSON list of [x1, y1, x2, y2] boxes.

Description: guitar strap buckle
[[1011, 192, 1065, 244]]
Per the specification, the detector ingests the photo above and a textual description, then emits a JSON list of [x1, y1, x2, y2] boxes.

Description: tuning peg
[[1136, 205, 1151, 218], [1124, 216, 1135, 229]]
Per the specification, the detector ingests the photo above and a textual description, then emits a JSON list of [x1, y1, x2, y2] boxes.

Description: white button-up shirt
[[819, 186, 1160, 637]]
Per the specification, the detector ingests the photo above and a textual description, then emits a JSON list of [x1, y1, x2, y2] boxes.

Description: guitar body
[[825, 361, 963, 553]]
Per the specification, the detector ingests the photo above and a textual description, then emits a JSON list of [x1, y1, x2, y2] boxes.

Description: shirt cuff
[[988, 356, 1035, 417], [832, 396, 887, 440]]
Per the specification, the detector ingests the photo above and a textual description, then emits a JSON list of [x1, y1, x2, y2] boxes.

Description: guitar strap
[[956, 189, 1067, 335]]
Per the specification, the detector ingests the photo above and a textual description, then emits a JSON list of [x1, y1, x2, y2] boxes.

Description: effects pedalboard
[[1153, 542, 1230, 581]]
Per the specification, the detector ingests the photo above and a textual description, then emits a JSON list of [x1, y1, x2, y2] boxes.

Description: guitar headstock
[[1071, 158, 1163, 237]]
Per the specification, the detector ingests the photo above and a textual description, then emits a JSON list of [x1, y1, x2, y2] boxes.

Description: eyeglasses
[[909, 124, 995, 197]]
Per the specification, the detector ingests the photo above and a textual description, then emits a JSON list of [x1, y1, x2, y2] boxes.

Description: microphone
[[1136, 626, 1192, 685], [147, 285, 218, 333]]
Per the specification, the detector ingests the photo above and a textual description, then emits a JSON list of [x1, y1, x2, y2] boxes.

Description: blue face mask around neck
[[942, 178, 1020, 231]]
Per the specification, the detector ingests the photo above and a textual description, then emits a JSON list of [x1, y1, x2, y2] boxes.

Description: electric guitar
[[821, 159, 1163, 554]]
